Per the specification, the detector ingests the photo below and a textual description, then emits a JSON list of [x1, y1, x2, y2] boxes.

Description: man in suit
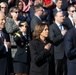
[[0, 11, 13, 75], [53, 0, 67, 17], [64, 12, 76, 75], [63, 5, 76, 30], [31, 4, 43, 32], [49, 11, 67, 75]]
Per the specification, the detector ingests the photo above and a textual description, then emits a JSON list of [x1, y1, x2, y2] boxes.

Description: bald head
[[0, 11, 6, 29]]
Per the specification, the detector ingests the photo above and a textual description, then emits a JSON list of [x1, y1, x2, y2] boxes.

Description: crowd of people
[[0, 0, 76, 75]]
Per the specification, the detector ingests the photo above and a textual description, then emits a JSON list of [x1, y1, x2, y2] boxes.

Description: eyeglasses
[[1, 7, 6, 9], [13, 11, 19, 14], [25, 26, 28, 28], [70, 10, 76, 13], [38, 10, 43, 12], [20, 25, 28, 28]]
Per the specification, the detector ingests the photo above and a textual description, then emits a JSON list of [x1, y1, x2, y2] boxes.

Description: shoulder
[[6, 17, 14, 22], [49, 23, 56, 29], [30, 39, 39, 44], [64, 17, 69, 21], [65, 28, 74, 36], [14, 31, 22, 38]]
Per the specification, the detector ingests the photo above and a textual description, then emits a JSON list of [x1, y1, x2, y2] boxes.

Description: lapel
[[68, 17, 74, 26], [34, 15, 42, 22], [54, 23, 61, 33]]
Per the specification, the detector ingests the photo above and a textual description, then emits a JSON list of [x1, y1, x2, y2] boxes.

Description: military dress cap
[[19, 21, 28, 27]]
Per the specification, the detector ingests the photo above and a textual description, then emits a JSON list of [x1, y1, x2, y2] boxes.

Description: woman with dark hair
[[29, 22, 55, 75], [16, 1, 31, 23]]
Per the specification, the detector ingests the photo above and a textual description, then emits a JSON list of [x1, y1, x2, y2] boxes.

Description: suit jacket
[[49, 23, 67, 59], [29, 39, 55, 75], [0, 29, 10, 54], [64, 27, 76, 75], [14, 31, 30, 63], [0, 29, 13, 75], [62, 0, 69, 10], [31, 15, 42, 32], [63, 17, 74, 30]]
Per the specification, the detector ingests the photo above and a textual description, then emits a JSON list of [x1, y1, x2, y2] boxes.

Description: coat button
[[25, 50, 27, 52], [25, 48, 27, 49]]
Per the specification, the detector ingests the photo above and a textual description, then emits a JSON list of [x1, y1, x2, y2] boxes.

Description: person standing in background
[[31, 4, 43, 32], [30, 22, 55, 75], [13, 21, 30, 75], [0, 11, 13, 75], [49, 11, 67, 75], [64, 12, 76, 75], [63, 5, 76, 30]]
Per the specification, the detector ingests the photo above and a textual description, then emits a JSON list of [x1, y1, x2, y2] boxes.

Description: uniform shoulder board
[[14, 33, 21, 37]]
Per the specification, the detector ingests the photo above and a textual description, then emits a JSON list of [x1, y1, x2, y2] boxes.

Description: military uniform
[[13, 31, 30, 74]]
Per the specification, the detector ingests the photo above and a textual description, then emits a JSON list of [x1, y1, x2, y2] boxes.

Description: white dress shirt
[[55, 21, 64, 31], [68, 15, 74, 26]]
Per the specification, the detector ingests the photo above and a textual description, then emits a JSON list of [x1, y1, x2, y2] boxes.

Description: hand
[[28, 1, 33, 6], [61, 30, 67, 36], [44, 43, 51, 50], [4, 39, 11, 48]]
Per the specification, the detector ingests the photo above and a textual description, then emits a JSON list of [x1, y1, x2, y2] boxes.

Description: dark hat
[[19, 21, 28, 27]]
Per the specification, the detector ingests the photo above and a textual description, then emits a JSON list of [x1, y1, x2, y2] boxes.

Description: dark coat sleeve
[[30, 40, 51, 67], [49, 25, 64, 45], [0, 39, 6, 54], [64, 29, 76, 60]]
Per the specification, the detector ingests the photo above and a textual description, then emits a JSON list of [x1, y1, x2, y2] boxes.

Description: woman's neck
[[40, 35, 46, 43]]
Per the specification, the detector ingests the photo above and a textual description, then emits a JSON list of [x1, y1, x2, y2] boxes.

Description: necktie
[[59, 25, 62, 31], [24, 35, 27, 40]]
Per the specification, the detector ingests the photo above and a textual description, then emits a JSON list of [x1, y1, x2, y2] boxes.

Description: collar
[[35, 14, 42, 20], [56, 7, 62, 11], [75, 25, 76, 28], [23, 33, 26, 36], [55, 21, 61, 27], [68, 15, 73, 21]]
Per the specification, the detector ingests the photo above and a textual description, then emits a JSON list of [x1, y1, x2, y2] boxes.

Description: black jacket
[[14, 31, 30, 63]]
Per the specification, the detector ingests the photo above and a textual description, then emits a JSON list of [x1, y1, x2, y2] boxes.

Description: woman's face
[[18, 2, 23, 10], [40, 25, 49, 38], [11, 9, 19, 19], [0, 4, 7, 13], [19, 25, 28, 33]]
